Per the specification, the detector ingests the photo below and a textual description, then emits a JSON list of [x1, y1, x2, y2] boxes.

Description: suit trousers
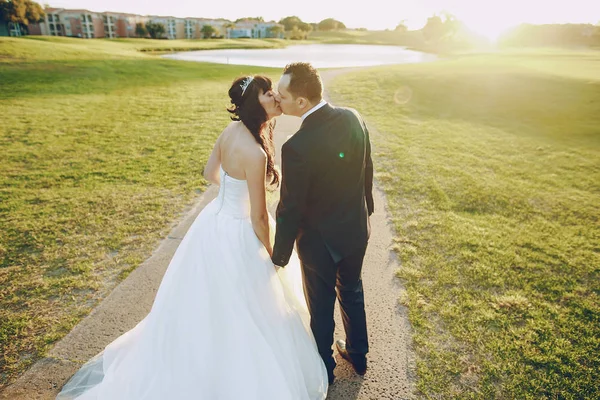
[[298, 233, 369, 375]]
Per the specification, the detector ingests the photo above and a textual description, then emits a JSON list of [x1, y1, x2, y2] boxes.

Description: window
[[48, 15, 53, 22], [9, 22, 22, 37]]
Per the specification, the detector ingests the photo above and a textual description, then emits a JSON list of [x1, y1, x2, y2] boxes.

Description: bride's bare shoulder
[[221, 121, 264, 158], [225, 120, 245, 131]]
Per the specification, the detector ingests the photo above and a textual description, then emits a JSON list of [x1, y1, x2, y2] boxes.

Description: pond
[[162, 44, 437, 68]]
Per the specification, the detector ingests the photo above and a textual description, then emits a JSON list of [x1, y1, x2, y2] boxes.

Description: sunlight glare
[[394, 86, 413, 105]]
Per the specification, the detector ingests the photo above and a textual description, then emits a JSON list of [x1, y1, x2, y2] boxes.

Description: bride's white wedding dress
[[56, 166, 328, 400]]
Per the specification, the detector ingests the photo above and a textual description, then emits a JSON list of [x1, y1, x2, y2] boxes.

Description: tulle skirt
[[56, 199, 328, 400]]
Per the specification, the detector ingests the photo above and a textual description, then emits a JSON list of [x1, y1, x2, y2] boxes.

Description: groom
[[272, 62, 374, 384]]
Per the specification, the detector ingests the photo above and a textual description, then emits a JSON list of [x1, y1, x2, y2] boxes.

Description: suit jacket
[[272, 103, 374, 267]]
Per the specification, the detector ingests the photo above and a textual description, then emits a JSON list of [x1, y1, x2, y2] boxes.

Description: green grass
[[309, 29, 420, 44], [0, 36, 287, 62], [0, 37, 280, 387], [328, 50, 600, 398], [307, 29, 431, 50]]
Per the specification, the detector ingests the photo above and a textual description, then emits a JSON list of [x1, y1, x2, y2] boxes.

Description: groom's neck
[[300, 99, 323, 116]]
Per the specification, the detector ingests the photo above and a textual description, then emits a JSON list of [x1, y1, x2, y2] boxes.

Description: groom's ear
[[297, 96, 308, 109]]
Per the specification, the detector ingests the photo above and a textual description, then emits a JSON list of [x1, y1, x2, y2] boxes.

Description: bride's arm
[[203, 133, 222, 185], [246, 150, 272, 257]]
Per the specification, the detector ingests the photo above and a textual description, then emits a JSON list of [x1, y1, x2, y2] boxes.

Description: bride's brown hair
[[228, 75, 280, 188]]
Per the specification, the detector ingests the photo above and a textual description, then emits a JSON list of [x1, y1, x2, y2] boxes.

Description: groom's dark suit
[[272, 103, 373, 376]]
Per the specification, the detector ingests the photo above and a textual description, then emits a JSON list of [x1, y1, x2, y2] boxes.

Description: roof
[[57, 9, 96, 14]]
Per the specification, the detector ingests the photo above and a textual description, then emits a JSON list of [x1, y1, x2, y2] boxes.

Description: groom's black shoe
[[335, 340, 367, 376]]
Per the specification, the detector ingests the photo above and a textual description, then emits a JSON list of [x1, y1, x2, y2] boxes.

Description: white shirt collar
[[301, 100, 327, 121]]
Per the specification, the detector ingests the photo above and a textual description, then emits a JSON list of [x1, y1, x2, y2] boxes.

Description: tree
[[0, 0, 45, 27], [422, 13, 461, 42], [289, 26, 307, 40], [0, 1, 10, 23], [224, 22, 235, 39], [441, 12, 460, 39], [395, 20, 408, 33], [297, 21, 312, 33], [422, 15, 445, 42], [317, 18, 345, 31], [135, 22, 147, 38], [278, 16, 303, 31], [145, 21, 165, 39], [235, 16, 263, 23], [201, 24, 217, 39], [267, 24, 284, 38]]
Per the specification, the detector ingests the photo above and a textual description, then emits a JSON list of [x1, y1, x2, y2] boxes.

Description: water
[[162, 44, 437, 68]]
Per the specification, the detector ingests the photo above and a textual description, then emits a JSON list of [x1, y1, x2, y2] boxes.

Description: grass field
[[2, 35, 599, 397], [0, 36, 287, 62], [308, 29, 422, 45], [328, 50, 600, 398], [0, 36, 281, 387]]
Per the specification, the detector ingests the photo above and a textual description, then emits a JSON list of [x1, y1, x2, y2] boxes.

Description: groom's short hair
[[282, 62, 323, 104]]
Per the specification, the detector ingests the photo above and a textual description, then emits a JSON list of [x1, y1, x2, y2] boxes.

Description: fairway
[[328, 50, 600, 398]]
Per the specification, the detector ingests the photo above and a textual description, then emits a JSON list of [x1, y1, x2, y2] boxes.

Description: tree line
[[400, 12, 600, 51]]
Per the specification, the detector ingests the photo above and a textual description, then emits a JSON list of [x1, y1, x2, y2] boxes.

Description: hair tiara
[[240, 76, 254, 96]]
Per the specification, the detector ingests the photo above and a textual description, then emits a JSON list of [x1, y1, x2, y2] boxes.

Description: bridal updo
[[228, 75, 280, 188]]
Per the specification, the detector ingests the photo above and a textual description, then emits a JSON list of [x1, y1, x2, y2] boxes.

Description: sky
[[48, 0, 600, 40]]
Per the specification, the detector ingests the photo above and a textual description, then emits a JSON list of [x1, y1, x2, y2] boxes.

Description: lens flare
[[394, 86, 413, 105]]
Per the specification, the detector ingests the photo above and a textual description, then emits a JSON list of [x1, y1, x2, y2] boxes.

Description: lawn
[[0, 36, 287, 62], [328, 50, 600, 398], [0, 36, 281, 387]]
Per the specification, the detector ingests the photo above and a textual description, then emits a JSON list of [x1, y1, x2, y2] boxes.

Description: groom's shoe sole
[[335, 340, 367, 376]]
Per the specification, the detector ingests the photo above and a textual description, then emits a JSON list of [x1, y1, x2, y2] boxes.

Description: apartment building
[[146, 16, 185, 39], [9, 7, 283, 40], [36, 8, 104, 38], [184, 18, 197, 39], [229, 20, 284, 39], [102, 13, 118, 38]]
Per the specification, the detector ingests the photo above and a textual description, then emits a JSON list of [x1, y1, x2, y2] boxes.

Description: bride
[[56, 75, 329, 400]]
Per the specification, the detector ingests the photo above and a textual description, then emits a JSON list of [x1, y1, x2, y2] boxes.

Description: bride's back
[[219, 121, 265, 181]]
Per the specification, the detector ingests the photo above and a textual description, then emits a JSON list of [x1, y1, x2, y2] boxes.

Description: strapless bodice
[[214, 166, 251, 218]]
